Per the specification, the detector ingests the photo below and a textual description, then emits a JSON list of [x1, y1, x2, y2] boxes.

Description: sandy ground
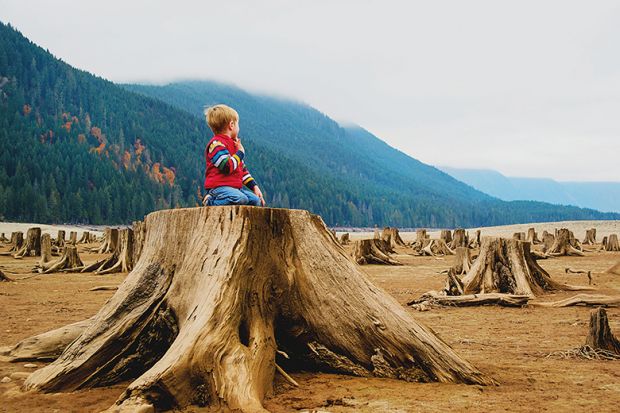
[[0, 221, 619, 412]]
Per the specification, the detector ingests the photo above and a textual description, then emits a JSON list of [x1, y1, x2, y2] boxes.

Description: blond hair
[[204, 104, 239, 134]]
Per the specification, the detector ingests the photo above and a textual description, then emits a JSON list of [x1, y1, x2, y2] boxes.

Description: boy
[[202, 104, 265, 207]]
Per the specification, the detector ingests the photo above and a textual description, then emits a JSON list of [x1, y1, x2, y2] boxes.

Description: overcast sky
[[2, 0, 620, 182]]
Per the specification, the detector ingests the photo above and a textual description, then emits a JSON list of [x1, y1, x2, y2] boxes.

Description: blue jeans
[[207, 186, 261, 206]]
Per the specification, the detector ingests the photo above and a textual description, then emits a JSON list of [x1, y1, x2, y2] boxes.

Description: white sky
[[2, 0, 620, 182]]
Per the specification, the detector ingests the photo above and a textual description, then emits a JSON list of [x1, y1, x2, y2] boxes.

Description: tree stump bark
[[541, 232, 555, 253], [513, 232, 526, 241], [526, 228, 540, 244], [547, 229, 585, 257], [69, 231, 77, 245], [461, 237, 578, 296], [605, 234, 619, 252], [132, 221, 147, 265], [13, 227, 42, 258], [353, 239, 401, 265], [449, 229, 467, 249], [585, 308, 620, 355], [440, 230, 452, 244], [339, 233, 350, 245], [452, 247, 472, 275], [582, 229, 596, 245], [21, 207, 493, 412], [41, 245, 84, 274]]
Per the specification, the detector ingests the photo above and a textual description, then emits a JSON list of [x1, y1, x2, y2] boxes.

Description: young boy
[[202, 104, 265, 207]]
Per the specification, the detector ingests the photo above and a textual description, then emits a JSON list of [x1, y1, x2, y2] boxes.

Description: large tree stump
[[440, 230, 452, 244], [41, 245, 84, 274], [461, 237, 580, 296], [605, 234, 620, 252], [582, 229, 596, 245], [449, 229, 468, 249], [21, 207, 492, 412], [382, 227, 406, 248], [526, 228, 540, 244], [13, 227, 42, 258], [547, 228, 584, 257], [585, 308, 620, 355], [353, 239, 401, 265], [420, 239, 454, 257]]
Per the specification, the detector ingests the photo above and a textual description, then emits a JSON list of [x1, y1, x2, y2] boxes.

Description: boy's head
[[204, 104, 239, 138]]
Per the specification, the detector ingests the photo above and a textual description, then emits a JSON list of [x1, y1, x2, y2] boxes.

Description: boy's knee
[[230, 193, 249, 205]]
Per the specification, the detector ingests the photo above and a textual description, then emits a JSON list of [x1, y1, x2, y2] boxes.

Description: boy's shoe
[[202, 194, 211, 206]]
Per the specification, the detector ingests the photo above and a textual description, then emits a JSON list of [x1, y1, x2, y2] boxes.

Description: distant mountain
[[440, 167, 620, 213], [1, 21, 619, 227]]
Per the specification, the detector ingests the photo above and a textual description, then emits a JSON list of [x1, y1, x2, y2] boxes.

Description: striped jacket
[[204, 134, 257, 190]]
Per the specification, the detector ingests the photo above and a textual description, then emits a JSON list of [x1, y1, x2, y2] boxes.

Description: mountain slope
[[1, 21, 618, 226], [441, 167, 620, 213]]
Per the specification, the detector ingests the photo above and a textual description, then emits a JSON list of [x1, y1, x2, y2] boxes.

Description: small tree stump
[[585, 308, 620, 355], [449, 229, 468, 249], [469, 230, 481, 249], [605, 234, 619, 252], [452, 247, 472, 275], [37, 233, 55, 272], [547, 228, 584, 257], [0, 232, 8, 243], [339, 232, 350, 245], [382, 227, 406, 248], [9, 231, 24, 252], [582, 229, 596, 245], [97, 228, 119, 254], [353, 239, 401, 265], [20, 207, 492, 412], [512, 232, 526, 241], [68, 231, 77, 245], [440, 230, 452, 244], [41, 245, 84, 274], [462, 237, 580, 296], [541, 232, 555, 253], [13, 227, 42, 258], [526, 228, 540, 244]]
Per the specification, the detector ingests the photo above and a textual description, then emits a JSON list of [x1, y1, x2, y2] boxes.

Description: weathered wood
[[37, 233, 54, 272], [382, 227, 406, 248], [21, 207, 493, 412], [409, 291, 530, 308], [605, 234, 619, 252], [564, 267, 593, 285], [547, 228, 584, 257], [0, 232, 8, 243], [96, 228, 134, 274], [440, 230, 452, 244], [89, 286, 119, 291], [582, 228, 596, 245], [585, 308, 620, 355], [54, 230, 66, 248], [69, 231, 77, 245], [468, 230, 481, 249], [420, 239, 454, 256], [452, 247, 472, 275], [541, 231, 554, 253], [353, 239, 401, 265], [461, 237, 585, 296], [526, 228, 540, 244], [132, 220, 147, 265], [339, 232, 350, 245], [513, 232, 526, 241], [41, 245, 84, 274], [13, 227, 42, 258], [97, 228, 119, 254], [449, 229, 467, 249]]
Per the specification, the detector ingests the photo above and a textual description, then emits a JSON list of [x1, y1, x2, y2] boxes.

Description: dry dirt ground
[[1, 221, 619, 413]]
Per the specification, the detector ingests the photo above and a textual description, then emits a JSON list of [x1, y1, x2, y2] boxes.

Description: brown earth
[[1, 224, 619, 413]]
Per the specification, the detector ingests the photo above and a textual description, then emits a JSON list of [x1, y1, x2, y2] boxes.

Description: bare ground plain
[[0, 220, 619, 412]]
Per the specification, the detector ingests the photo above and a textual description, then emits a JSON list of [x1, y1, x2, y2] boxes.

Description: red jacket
[[204, 134, 256, 190]]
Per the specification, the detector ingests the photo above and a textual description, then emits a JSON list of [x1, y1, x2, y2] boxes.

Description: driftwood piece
[[605, 234, 619, 252], [20, 207, 493, 412], [547, 228, 584, 257], [89, 286, 119, 291], [339, 233, 350, 245], [41, 245, 84, 274], [582, 229, 596, 245], [1, 318, 93, 361], [531, 294, 620, 308], [409, 291, 530, 308], [461, 237, 585, 296], [353, 239, 401, 265], [450, 229, 467, 249], [564, 267, 593, 285], [13, 227, 42, 258], [585, 308, 620, 355]]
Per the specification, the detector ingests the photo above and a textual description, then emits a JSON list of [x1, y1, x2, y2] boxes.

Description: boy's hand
[[254, 186, 266, 206], [235, 137, 245, 153]]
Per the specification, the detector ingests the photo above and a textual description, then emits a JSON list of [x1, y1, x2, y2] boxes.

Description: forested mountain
[[1, 21, 618, 227], [440, 167, 620, 213]]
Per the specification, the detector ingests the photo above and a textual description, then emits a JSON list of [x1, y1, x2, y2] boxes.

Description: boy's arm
[[208, 140, 244, 175], [243, 163, 266, 206]]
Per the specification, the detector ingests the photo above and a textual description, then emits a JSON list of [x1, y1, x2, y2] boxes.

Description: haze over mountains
[[441, 167, 620, 214], [1, 21, 618, 227]]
